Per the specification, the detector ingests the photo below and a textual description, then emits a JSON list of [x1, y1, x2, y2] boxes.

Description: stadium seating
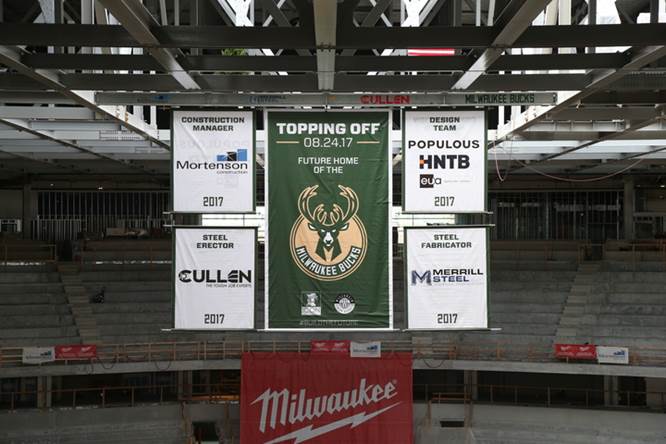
[[0, 264, 79, 346]]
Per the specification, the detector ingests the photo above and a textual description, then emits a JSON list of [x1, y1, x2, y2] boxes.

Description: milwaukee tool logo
[[252, 378, 399, 443], [241, 353, 413, 444]]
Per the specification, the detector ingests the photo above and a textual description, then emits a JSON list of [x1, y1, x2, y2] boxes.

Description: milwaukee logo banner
[[174, 227, 255, 329], [172, 110, 254, 213], [406, 227, 489, 329], [403, 110, 486, 213], [266, 111, 391, 330], [241, 352, 412, 443]]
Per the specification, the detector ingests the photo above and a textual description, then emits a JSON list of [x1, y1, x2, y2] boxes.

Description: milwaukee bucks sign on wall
[[267, 112, 391, 330]]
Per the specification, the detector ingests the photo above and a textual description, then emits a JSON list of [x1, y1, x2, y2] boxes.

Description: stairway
[[554, 262, 601, 343], [57, 263, 100, 344]]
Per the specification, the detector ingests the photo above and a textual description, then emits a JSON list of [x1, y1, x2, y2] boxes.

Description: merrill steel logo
[[411, 269, 483, 285], [252, 378, 400, 442]]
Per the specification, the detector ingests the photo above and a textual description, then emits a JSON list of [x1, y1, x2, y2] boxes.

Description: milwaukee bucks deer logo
[[290, 184, 367, 281]]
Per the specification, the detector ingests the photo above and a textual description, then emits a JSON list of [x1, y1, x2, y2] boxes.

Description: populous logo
[[251, 378, 401, 443]]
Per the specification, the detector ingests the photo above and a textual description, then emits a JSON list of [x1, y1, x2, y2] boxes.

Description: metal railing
[[3, 340, 666, 369], [1, 382, 663, 412], [416, 383, 665, 410], [0, 243, 57, 265]]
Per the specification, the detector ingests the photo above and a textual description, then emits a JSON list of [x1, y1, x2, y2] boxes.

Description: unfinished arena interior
[[1, 0, 666, 443]]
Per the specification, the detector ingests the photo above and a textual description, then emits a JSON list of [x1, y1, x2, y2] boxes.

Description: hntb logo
[[216, 148, 248, 162], [419, 154, 469, 169], [411, 270, 432, 285], [419, 174, 442, 188]]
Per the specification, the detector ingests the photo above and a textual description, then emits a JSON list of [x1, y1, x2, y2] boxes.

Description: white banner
[[172, 110, 254, 213], [350, 341, 381, 358], [174, 228, 255, 329], [22, 347, 55, 364], [597, 346, 629, 365], [403, 110, 485, 213], [406, 227, 488, 329]]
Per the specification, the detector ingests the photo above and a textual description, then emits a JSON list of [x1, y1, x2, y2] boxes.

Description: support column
[[604, 375, 619, 406], [36, 376, 52, 408], [178, 370, 193, 400], [623, 176, 635, 240], [464, 370, 478, 401], [22, 182, 33, 240]]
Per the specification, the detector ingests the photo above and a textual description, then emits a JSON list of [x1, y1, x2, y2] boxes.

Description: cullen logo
[[252, 378, 400, 442], [178, 269, 252, 283], [419, 174, 442, 188]]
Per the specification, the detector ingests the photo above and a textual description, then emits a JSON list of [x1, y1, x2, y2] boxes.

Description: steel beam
[[494, 44, 666, 145], [452, 0, 551, 89], [0, 117, 159, 176], [98, 0, 200, 90], [313, 0, 337, 90], [2, 23, 666, 49], [0, 45, 165, 149]]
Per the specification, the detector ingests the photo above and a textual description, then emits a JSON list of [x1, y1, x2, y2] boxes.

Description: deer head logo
[[297, 184, 359, 261]]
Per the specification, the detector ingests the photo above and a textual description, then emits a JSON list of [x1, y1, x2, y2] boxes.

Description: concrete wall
[[414, 403, 666, 443], [0, 190, 22, 220], [1, 402, 665, 444]]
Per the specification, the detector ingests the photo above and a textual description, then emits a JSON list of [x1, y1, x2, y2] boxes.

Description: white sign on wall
[[174, 228, 255, 330], [596, 346, 629, 365], [406, 227, 488, 330], [403, 110, 486, 213], [172, 110, 254, 213]]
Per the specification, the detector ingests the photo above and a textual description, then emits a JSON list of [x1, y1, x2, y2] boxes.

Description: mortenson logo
[[252, 378, 400, 443], [176, 148, 249, 171], [178, 269, 251, 283]]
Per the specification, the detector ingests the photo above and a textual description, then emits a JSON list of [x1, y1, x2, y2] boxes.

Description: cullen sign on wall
[[241, 352, 413, 443], [172, 110, 254, 213], [406, 227, 488, 330], [174, 227, 255, 330], [266, 111, 391, 330], [403, 110, 486, 213]]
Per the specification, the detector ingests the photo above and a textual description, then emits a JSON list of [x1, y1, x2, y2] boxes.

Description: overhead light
[[97, 186, 103, 190]]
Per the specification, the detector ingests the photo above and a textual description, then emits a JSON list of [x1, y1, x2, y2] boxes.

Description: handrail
[[3, 339, 666, 369], [1, 382, 663, 411], [1, 243, 57, 265]]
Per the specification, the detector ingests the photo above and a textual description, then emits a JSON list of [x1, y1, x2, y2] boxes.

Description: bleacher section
[[573, 262, 666, 356], [0, 264, 79, 346], [2, 239, 666, 366], [80, 264, 173, 344]]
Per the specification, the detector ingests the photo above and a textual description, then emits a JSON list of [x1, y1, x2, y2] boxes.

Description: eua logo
[[290, 184, 367, 281], [178, 269, 252, 284], [419, 174, 442, 188]]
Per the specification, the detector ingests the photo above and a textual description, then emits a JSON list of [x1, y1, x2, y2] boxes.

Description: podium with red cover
[[241, 352, 413, 443]]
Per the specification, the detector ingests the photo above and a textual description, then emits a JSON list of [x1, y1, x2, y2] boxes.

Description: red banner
[[554, 344, 596, 360], [241, 352, 413, 444], [55, 345, 97, 360], [310, 340, 350, 354]]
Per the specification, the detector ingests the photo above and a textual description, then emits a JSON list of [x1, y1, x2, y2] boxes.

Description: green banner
[[267, 111, 391, 330]]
